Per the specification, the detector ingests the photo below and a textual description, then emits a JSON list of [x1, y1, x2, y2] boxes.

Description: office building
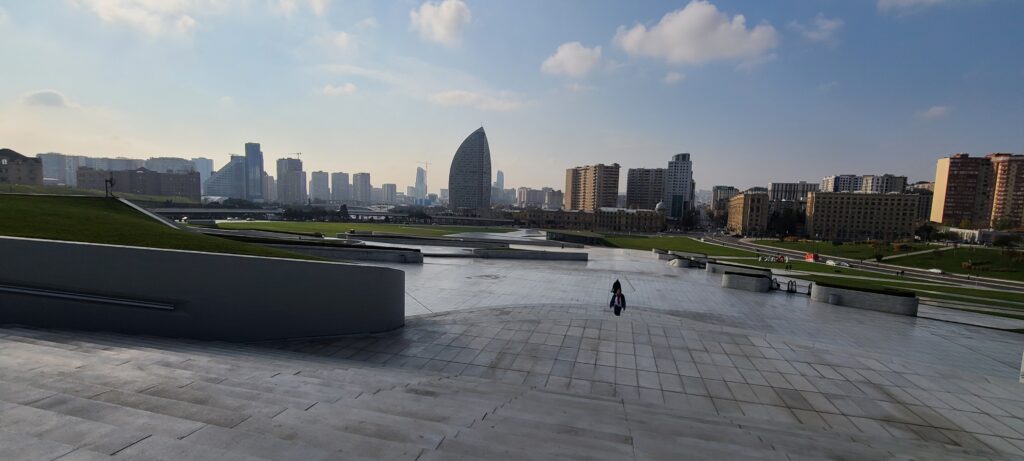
[[144, 157, 194, 174], [516, 187, 547, 207], [36, 153, 79, 186], [414, 167, 427, 199], [261, 173, 276, 203], [276, 157, 307, 205], [930, 153, 1024, 228], [448, 127, 492, 210], [626, 168, 665, 210], [564, 163, 620, 211], [382, 183, 397, 204], [191, 157, 214, 195], [664, 153, 694, 218], [77, 167, 200, 201], [711, 186, 740, 214], [309, 171, 330, 202], [726, 192, 768, 236], [807, 192, 919, 241], [861, 174, 907, 194], [440, 188, 449, 204], [494, 170, 504, 191], [820, 175, 861, 193], [205, 155, 247, 199], [244, 142, 264, 201], [352, 173, 372, 203], [331, 172, 350, 201], [0, 149, 43, 186], [768, 182, 818, 202], [544, 189, 563, 210]]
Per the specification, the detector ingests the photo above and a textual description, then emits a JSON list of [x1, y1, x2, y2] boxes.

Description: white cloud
[[315, 30, 354, 51], [410, 0, 471, 46], [541, 42, 602, 78], [878, 0, 950, 13], [789, 14, 843, 45], [356, 17, 379, 29], [429, 90, 523, 111], [70, 0, 230, 37], [917, 105, 951, 120], [22, 90, 78, 109], [613, 0, 778, 65], [309, 0, 330, 17], [663, 72, 685, 84], [735, 53, 777, 71], [322, 83, 357, 96]]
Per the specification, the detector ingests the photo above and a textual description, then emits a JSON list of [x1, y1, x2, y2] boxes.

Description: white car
[[825, 260, 850, 267], [928, 268, 943, 274], [825, 260, 836, 266]]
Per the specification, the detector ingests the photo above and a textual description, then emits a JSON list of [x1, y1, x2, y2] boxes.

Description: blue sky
[[1, 0, 1021, 192]]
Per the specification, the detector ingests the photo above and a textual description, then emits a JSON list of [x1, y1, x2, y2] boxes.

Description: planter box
[[722, 272, 772, 292], [810, 284, 918, 316]]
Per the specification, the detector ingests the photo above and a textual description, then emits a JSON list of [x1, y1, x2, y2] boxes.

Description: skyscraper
[[244, 142, 264, 201], [414, 167, 427, 199], [276, 157, 306, 205], [191, 157, 214, 195], [261, 173, 276, 202], [352, 173, 372, 203], [664, 153, 694, 218], [711, 185, 740, 213], [331, 172, 350, 201], [448, 127, 492, 210], [494, 170, 504, 190], [382, 183, 397, 204], [309, 171, 330, 202], [625, 168, 665, 210], [932, 153, 1024, 228], [564, 163, 620, 211], [206, 155, 247, 199]]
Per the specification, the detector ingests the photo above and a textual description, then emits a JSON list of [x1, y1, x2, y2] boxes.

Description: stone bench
[[722, 272, 772, 292], [810, 283, 918, 316]]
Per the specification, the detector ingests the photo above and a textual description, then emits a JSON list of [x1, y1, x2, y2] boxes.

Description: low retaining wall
[[706, 262, 772, 277], [0, 236, 406, 341], [722, 272, 771, 292], [338, 234, 507, 249], [471, 249, 588, 261], [810, 284, 918, 316], [668, 258, 697, 268], [265, 244, 423, 263]]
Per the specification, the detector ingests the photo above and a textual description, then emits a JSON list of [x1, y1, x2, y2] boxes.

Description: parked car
[[928, 268, 944, 274]]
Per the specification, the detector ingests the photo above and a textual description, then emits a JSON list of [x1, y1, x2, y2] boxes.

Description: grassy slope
[[217, 221, 516, 237], [1, 184, 198, 204], [754, 240, 931, 260], [884, 247, 1024, 282], [605, 236, 755, 257], [0, 195, 317, 260], [791, 274, 1024, 308]]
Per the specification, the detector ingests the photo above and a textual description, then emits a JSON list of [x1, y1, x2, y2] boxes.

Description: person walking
[[609, 279, 621, 308], [611, 289, 626, 316]]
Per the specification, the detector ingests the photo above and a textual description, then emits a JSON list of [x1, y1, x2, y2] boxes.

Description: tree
[[338, 204, 351, 221], [993, 235, 1021, 247], [914, 223, 936, 241]]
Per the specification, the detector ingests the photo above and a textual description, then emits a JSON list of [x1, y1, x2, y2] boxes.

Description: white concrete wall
[[722, 273, 771, 292], [810, 284, 918, 316]]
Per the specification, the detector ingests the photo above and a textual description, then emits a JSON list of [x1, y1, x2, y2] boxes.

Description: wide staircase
[[0, 327, 1016, 460]]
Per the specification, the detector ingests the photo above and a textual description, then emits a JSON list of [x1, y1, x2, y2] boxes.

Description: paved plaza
[[2, 245, 1024, 459]]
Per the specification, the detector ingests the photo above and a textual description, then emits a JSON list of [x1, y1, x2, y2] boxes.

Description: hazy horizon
[[2, 0, 1022, 193]]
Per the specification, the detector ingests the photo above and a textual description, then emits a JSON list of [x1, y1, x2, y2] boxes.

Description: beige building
[[515, 207, 664, 233], [77, 167, 201, 201], [931, 153, 1024, 228], [726, 193, 768, 236], [564, 163, 620, 211], [0, 148, 43, 186], [807, 192, 919, 241]]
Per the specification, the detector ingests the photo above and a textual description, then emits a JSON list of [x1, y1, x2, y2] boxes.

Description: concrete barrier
[[265, 244, 423, 263], [471, 249, 588, 261], [810, 284, 918, 316], [668, 258, 697, 268], [722, 272, 772, 292], [706, 261, 772, 277], [338, 234, 507, 249], [0, 236, 405, 341]]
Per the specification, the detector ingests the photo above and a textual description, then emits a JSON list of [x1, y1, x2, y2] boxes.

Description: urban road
[[698, 234, 1024, 294]]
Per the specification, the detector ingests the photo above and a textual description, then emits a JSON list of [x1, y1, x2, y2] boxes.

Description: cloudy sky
[[1, 0, 1021, 192]]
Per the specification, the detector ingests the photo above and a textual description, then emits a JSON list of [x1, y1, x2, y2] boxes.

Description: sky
[[1, 0, 1022, 193]]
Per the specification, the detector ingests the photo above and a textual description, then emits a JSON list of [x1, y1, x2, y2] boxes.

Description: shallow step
[[113, 434, 268, 461], [181, 424, 337, 461], [89, 389, 249, 428], [453, 425, 633, 461], [0, 401, 148, 455], [0, 428, 78, 461], [472, 413, 633, 446], [180, 380, 316, 412], [435, 436, 567, 461], [266, 407, 444, 448], [28, 393, 206, 439], [141, 383, 287, 419], [232, 412, 423, 460], [337, 390, 489, 426], [305, 402, 461, 444]]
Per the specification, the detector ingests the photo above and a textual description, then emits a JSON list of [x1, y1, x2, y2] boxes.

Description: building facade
[[664, 153, 694, 218], [807, 192, 920, 241], [0, 149, 43, 186], [930, 153, 1014, 228], [244, 142, 264, 202], [625, 168, 665, 210], [861, 174, 907, 194], [820, 174, 861, 192], [205, 155, 246, 199], [382, 183, 397, 204], [515, 187, 547, 207], [711, 186, 739, 214], [414, 167, 427, 199], [988, 153, 1024, 228], [515, 208, 664, 233], [331, 172, 350, 201], [768, 182, 819, 202], [544, 189, 563, 210], [309, 171, 330, 202], [564, 163, 620, 211], [191, 157, 214, 195], [144, 157, 194, 174], [448, 127, 492, 210], [726, 193, 769, 236], [494, 170, 504, 191], [261, 173, 276, 203], [352, 173, 372, 203], [276, 157, 307, 205], [77, 167, 200, 201]]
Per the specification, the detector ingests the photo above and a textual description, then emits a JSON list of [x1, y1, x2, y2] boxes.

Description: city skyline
[[1, 1, 1022, 190]]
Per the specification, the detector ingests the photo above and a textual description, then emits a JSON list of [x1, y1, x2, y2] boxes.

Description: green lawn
[[605, 236, 755, 257], [791, 274, 1024, 309], [217, 221, 517, 237], [754, 240, 932, 260], [0, 195, 317, 260], [885, 247, 1024, 282], [1, 184, 198, 204], [721, 259, 902, 280]]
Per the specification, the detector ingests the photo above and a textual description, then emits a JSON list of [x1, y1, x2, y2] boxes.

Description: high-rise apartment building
[[191, 157, 214, 195], [276, 157, 306, 205], [36, 153, 80, 186], [494, 170, 504, 191], [309, 171, 330, 202], [205, 155, 247, 199], [821, 174, 906, 194], [726, 192, 768, 236], [564, 163, 620, 211], [352, 173, 372, 203], [144, 157, 194, 174], [331, 172, 350, 201], [77, 167, 200, 201], [664, 153, 694, 218], [768, 182, 819, 202], [820, 175, 861, 193], [932, 153, 1024, 228], [625, 168, 665, 210], [382, 183, 397, 204], [261, 173, 276, 203], [414, 167, 427, 199], [448, 127, 492, 210], [515, 187, 547, 207], [244, 142, 264, 201], [544, 189, 563, 210], [807, 192, 920, 241], [711, 186, 740, 213]]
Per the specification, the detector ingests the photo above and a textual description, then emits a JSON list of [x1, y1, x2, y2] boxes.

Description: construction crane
[[417, 160, 432, 173]]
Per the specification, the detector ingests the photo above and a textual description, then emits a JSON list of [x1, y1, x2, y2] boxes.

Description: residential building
[[516, 187, 547, 207], [371, 187, 383, 203], [564, 163, 620, 211], [768, 182, 819, 202], [309, 171, 330, 202], [191, 157, 214, 195], [544, 189, 563, 210], [988, 153, 1024, 228], [820, 174, 861, 192], [331, 172, 350, 201], [726, 192, 768, 236], [494, 170, 504, 191], [414, 167, 427, 199], [352, 173, 372, 203], [915, 190, 933, 222], [861, 174, 907, 194], [144, 157, 194, 174], [244, 142, 264, 201], [77, 167, 200, 201], [448, 127, 492, 210], [261, 173, 276, 203], [930, 153, 1007, 228], [205, 155, 246, 199], [382, 183, 397, 204], [0, 149, 43, 186], [807, 192, 919, 241], [711, 186, 739, 214], [907, 181, 934, 192], [36, 153, 79, 186], [664, 153, 694, 218], [626, 168, 665, 210], [440, 188, 449, 204], [514, 208, 664, 233], [276, 157, 306, 205]]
